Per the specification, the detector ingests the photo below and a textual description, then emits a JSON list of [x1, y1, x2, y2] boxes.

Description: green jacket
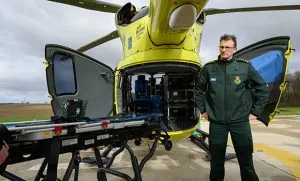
[[195, 57, 269, 124]]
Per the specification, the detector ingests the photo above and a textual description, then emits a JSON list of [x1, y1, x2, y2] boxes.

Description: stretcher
[[0, 113, 172, 181]]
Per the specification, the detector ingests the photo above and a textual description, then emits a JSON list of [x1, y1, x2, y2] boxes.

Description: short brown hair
[[220, 34, 237, 48]]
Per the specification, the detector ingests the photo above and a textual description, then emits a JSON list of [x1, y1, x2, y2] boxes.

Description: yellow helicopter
[[45, 0, 300, 141]]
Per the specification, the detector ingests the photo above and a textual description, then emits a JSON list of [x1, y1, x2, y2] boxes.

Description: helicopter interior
[[117, 63, 199, 132]]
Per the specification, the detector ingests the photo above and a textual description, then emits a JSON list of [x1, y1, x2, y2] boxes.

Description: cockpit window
[[116, 3, 149, 26], [131, 7, 149, 22], [196, 11, 206, 25], [116, 3, 137, 25]]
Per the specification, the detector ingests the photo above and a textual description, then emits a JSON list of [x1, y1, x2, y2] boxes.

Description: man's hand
[[201, 112, 208, 120], [249, 114, 257, 120], [0, 141, 9, 165]]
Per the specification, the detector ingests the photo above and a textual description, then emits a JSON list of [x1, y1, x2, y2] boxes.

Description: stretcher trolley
[[0, 113, 172, 181]]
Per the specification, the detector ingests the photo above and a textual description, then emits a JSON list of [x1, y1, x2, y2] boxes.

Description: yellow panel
[[269, 40, 293, 121]]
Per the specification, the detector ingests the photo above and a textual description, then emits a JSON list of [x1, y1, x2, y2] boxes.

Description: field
[[277, 107, 300, 115], [0, 103, 53, 122], [0, 104, 299, 123]]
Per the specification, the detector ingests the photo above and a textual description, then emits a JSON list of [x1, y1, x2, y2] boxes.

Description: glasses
[[219, 46, 236, 50]]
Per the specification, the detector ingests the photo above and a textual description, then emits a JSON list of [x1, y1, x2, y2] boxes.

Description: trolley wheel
[[164, 140, 172, 151]]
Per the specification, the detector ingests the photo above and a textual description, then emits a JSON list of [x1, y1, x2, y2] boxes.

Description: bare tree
[[280, 71, 300, 107]]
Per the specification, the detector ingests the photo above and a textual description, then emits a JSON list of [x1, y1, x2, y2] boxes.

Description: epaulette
[[205, 60, 218, 66], [236, 58, 249, 63]]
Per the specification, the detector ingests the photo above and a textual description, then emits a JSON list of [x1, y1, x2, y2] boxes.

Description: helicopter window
[[131, 7, 149, 22], [250, 50, 283, 84], [116, 3, 137, 25], [53, 53, 77, 95], [196, 11, 206, 25]]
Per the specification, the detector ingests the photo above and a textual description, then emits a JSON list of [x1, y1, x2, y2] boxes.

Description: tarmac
[[2, 115, 300, 181]]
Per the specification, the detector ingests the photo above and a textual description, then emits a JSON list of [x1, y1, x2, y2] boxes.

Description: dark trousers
[[209, 121, 259, 181]]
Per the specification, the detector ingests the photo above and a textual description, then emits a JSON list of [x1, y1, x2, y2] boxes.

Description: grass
[[0, 116, 50, 123], [277, 107, 300, 115], [0, 103, 52, 123], [0, 104, 299, 123]]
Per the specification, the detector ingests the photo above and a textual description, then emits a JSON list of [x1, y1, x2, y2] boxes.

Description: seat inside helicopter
[[117, 63, 199, 132]]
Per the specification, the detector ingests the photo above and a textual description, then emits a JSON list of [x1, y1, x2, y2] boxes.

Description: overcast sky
[[0, 0, 299, 103]]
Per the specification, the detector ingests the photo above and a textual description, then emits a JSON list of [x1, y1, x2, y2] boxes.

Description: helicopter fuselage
[[113, 0, 209, 140]]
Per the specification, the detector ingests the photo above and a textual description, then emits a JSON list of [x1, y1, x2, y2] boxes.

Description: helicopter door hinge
[[285, 47, 295, 57]]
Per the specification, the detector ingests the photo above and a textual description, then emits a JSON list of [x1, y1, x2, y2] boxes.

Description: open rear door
[[234, 36, 292, 126], [45, 44, 114, 119]]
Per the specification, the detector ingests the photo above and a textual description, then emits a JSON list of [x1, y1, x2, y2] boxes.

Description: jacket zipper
[[224, 63, 227, 124]]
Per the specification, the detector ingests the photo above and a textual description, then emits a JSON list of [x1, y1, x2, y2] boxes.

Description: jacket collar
[[217, 55, 235, 63]]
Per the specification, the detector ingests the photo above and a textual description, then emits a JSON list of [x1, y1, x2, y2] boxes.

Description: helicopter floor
[[3, 115, 300, 181]]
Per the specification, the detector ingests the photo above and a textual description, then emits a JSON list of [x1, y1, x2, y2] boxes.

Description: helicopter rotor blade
[[48, 0, 122, 13], [77, 30, 119, 52], [205, 5, 300, 16]]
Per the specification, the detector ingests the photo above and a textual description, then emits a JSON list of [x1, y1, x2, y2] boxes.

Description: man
[[0, 124, 10, 172], [0, 141, 9, 165], [195, 34, 269, 181]]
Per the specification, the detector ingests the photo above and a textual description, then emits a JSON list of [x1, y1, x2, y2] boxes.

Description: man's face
[[219, 40, 237, 61]]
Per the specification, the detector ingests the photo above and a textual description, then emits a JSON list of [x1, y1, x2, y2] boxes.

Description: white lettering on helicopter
[[128, 37, 132, 49]]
